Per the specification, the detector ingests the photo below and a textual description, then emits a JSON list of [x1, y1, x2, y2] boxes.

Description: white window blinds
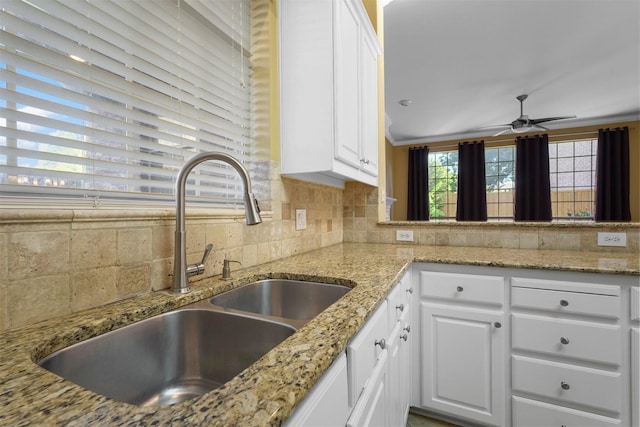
[[0, 0, 252, 208]]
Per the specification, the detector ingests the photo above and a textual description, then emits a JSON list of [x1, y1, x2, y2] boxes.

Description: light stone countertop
[[1, 243, 638, 426]]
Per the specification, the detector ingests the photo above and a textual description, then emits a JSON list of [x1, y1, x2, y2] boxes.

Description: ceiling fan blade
[[492, 128, 512, 137], [530, 115, 577, 124], [477, 124, 512, 130], [533, 124, 549, 131]]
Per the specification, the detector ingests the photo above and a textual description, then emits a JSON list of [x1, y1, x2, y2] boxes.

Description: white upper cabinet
[[279, 0, 381, 188]]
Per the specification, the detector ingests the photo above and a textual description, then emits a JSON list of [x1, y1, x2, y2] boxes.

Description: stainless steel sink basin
[[208, 279, 351, 324], [38, 309, 295, 406]]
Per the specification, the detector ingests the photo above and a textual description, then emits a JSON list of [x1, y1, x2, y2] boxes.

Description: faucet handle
[[222, 259, 242, 280], [186, 243, 213, 278], [201, 243, 213, 264]]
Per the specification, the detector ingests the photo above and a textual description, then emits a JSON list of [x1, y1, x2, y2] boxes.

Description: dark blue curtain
[[407, 146, 429, 220], [514, 134, 552, 221], [596, 127, 631, 222], [456, 141, 487, 221]]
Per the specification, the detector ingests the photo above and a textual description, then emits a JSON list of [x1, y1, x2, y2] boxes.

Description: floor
[[406, 412, 459, 427]]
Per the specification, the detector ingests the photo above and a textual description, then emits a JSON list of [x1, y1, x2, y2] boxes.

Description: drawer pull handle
[[375, 339, 386, 350], [494, 322, 502, 328], [456, 286, 464, 292], [406, 288, 414, 294], [400, 334, 408, 342], [403, 325, 411, 333], [396, 304, 405, 312], [561, 381, 571, 390], [560, 299, 569, 307], [560, 337, 570, 345]]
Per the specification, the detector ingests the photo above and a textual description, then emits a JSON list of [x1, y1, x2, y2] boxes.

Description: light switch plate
[[295, 209, 307, 230]]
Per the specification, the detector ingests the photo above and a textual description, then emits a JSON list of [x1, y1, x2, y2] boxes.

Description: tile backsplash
[[1, 176, 637, 332], [0, 162, 343, 332], [343, 182, 640, 253]]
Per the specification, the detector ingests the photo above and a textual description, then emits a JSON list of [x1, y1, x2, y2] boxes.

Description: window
[[549, 139, 597, 219], [485, 146, 515, 219], [425, 139, 597, 222], [1, 0, 252, 208], [428, 151, 457, 219]]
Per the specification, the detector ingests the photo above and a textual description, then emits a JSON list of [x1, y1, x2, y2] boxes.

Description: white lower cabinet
[[417, 268, 506, 426], [632, 328, 639, 427], [510, 276, 629, 426], [420, 303, 506, 426], [283, 354, 349, 427], [513, 396, 622, 426]]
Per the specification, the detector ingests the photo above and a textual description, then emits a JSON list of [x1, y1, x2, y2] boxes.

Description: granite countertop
[[1, 243, 638, 426]]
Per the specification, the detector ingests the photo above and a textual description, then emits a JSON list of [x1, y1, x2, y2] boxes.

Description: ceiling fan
[[483, 94, 576, 137]]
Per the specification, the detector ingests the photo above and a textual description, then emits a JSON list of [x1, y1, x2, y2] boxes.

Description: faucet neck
[[172, 152, 262, 294]]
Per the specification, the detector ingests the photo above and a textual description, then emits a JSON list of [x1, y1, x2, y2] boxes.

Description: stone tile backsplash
[[0, 163, 343, 332], [1, 176, 636, 333], [342, 182, 640, 254]]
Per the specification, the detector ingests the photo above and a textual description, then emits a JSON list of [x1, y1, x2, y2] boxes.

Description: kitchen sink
[[206, 279, 351, 326], [38, 309, 295, 406]]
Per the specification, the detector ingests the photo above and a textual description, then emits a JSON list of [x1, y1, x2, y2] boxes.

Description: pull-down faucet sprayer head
[[243, 193, 262, 225]]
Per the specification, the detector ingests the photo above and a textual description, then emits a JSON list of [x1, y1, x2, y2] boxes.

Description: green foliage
[[428, 152, 458, 218]]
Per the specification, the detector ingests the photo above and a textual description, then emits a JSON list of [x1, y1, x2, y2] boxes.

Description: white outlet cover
[[396, 229, 414, 242], [597, 232, 627, 247], [295, 209, 307, 230]]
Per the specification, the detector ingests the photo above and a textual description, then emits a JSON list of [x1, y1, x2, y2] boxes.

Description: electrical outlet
[[396, 230, 414, 242], [295, 209, 307, 230], [597, 232, 627, 247]]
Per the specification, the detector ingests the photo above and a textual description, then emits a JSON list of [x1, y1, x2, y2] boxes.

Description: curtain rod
[[419, 130, 600, 151]]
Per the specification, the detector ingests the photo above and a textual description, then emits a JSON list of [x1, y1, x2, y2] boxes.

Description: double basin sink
[[38, 279, 351, 406]]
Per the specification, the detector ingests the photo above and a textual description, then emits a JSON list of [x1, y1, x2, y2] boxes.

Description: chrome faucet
[[172, 152, 262, 294]]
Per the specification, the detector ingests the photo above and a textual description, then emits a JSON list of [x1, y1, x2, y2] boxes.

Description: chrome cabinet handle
[[375, 339, 386, 350], [561, 381, 570, 390], [403, 325, 411, 333], [560, 337, 570, 345], [494, 322, 502, 328], [360, 158, 370, 165], [560, 299, 569, 307], [456, 285, 464, 292], [406, 288, 413, 294], [400, 334, 408, 342], [396, 304, 404, 312]]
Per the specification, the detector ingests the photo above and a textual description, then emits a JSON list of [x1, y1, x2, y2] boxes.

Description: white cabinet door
[[283, 354, 350, 427], [358, 23, 379, 177], [420, 302, 505, 426], [347, 351, 389, 427], [334, 0, 361, 170], [633, 328, 639, 427]]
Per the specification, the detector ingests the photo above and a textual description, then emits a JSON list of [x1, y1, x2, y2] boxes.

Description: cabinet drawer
[[346, 301, 388, 407], [420, 271, 504, 306], [512, 355, 622, 414], [387, 281, 409, 328], [512, 314, 621, 366], [511, 284, 620, 319], [631, 287, 639, 321], [512, 396, 621, 427]]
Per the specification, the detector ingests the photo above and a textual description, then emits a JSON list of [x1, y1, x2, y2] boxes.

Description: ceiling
[[383, 0, 640, 145]]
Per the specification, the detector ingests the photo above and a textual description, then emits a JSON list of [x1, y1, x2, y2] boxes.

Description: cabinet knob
[[406, 288, 414, 294], [560, 299, 569, 307], [375, 338, 386, 350], [494, 322, 502, 328], [560, 336, 570, 345], [561, 381, 571, 390], [360, 158, 370, 165], [400, 334, 408, 342], [396, 304, 404, 312], [403, 325, 411, 333], [456, 285, 464, 292]]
